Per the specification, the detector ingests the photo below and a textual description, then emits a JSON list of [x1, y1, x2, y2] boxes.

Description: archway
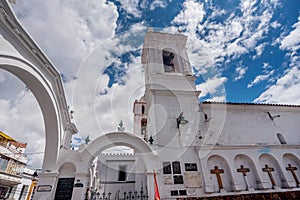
[[283, 153, 300, 187], [207, 155, 234, 192], [77, 132, 157, 200], [234, 154, 261, 190], [259, 154, 287, 189], [0, 7, 75, 199]]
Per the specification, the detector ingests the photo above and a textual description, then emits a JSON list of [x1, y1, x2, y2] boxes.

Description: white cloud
[[234, 65, 248, 81], [118, 0, 141, 18], [196, 76, 227, 98], [12, 0, 118, 78], [280, 16, 300, 51], [256, 16, 300, 105], [0, 92, 44, 168], [270, 21, 281, 29], [247, 70, 274, 88], [254, 66, 300, 104], [149, 0, 169, 10], [171, 0, 279, 75]]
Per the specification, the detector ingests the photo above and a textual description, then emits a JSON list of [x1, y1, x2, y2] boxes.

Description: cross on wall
[[237, 165, 250, 176], [210, 166, 224, 190], [262, 164, 276, 188], [286, 164, 300, 187]]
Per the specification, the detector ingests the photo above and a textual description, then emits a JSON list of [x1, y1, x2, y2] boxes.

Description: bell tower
[[141, 29, 201, 148]]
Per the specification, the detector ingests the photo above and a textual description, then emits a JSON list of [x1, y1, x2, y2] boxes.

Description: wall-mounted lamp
[[267, 112, 280, 120], [177, 112, 189, 128]]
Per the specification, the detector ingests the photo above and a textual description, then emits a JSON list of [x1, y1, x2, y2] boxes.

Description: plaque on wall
[[54, 178, 75, 200], [172, 161, 181, 174], [173, 175, 184, 184], [163, 162, 172, 174], [185, 163, 198, 171], [37, 185, 52, 192], [184, 172, 202, 188], [164, 175, 173, 185]]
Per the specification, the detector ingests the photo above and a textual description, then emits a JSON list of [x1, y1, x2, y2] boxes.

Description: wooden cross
[[210, 166, 224, 189], [286, 164, 300, 186], [237, 165, 250, 176], [262, 164, 276, 187]]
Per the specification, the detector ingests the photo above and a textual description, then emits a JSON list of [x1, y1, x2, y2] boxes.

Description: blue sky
[[0, 0, 299, 168]]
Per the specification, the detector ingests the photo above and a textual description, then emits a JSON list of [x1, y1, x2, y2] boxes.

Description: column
[[72, 172, 89, 200], [33, 172, 59, 200], [146, 171, 155, 200], [62, 123, 78, 150]]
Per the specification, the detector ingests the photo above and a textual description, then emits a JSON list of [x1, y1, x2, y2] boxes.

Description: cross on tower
[[210, 166, 224, 190], [262, 164, 276, 188], [286, 164, 300, 187], [237, 165, 250, 176]]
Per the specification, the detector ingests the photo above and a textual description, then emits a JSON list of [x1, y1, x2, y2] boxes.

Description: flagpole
[[153, 170, 160, 200]]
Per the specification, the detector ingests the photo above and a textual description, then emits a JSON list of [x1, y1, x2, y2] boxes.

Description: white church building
[[0, 0, 300, 199], [91, 31, 300, 199]]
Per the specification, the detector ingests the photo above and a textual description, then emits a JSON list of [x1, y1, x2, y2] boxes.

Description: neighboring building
[[95, 30, 300, 199], [0, 131, 37, 199]]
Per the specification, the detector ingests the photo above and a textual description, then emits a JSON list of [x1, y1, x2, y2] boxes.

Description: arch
[[283, 153, 300, 187], [162, 48, 176, 72], [234, 154, 261, 190], [259, 154, 287, 189], [207, 155, 234, 192], [59, 162, 77, 177], [0, 57, 61, 170], [79, 132, 157, 172]]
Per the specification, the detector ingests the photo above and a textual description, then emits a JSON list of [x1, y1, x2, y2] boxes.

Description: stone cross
[[286, 164, 300, 186], [237, 165, 250, 176], [262, 164, 276, 187], [210, 166, 224, 190], [237, 165, 251, 190]]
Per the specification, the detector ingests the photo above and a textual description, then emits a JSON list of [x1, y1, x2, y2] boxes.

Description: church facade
[[92, 30, 300, 199], [1, 0, 300, 198]]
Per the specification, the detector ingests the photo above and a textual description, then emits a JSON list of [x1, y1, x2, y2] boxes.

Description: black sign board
[[173, 175, 184, 184], [54, 178, 75, 200], [185, 163, 198, 171]]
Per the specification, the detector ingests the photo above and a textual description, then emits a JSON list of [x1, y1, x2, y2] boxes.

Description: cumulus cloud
[[280, 16, 300, 51], [12, 0, 118, 79], [196, 76, 227, 99], [118, 0, 141, 18], [254, 66, 300, 104], [0, 92, 45, 168], [247, 69, 274, 88], [254, 16, 300, 104], [172, 0, 278, 70], [234, 65, 248, 81]]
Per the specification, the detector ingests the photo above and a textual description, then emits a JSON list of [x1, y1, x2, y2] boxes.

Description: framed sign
[[37, 185, 52, 192]]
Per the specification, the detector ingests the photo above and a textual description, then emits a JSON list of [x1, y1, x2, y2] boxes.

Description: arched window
[[163, 50, 175, 72], [141, 118, 147, 135], [277, 133, 287, 144]]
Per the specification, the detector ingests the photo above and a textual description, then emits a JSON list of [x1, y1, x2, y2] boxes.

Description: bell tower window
[[163, 50, 175, 72], [142, 105, 145, 114], [141, 118, 147, 135]]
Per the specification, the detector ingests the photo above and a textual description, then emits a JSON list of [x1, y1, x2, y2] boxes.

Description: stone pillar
[[72, 172, 89, 200], [62, 123, 78, 150], [146, 171, 155, 200], [33, 172, 59, 200]]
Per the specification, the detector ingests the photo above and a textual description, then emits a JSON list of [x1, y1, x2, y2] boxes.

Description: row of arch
[[206, 153, 300, 193]]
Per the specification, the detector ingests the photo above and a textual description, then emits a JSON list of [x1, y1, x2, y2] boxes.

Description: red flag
[[154, 170, 160, 200]]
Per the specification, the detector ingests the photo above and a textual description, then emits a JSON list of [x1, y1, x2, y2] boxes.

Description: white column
[[33, 172, 59, 200], [72, 172, 89, 200], [146, 171, 154, 200], [62, 123, 78, 150]]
